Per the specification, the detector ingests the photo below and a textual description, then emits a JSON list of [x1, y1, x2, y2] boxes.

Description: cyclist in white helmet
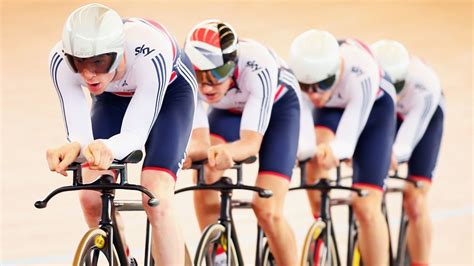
[[372, 39, 444, 265], [289, 29, 397, 265], [46, 3, 197, 264], [184, 19, 316, 264]]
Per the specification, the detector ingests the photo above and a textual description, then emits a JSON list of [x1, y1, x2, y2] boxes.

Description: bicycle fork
[[218, 188, 243, 266]]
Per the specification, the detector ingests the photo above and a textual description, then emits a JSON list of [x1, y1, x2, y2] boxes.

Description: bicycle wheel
[[194, 223, 239, 266], [300, 220, 337, 266], [73, 228, 120, 266], [261, 241, 276, 266]]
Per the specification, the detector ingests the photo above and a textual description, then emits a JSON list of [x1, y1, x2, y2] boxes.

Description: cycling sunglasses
[[299, 74, 336, 93], [394, 80, 406, 94], [65, 53, 117, 74], [195, 61, 236, 85]]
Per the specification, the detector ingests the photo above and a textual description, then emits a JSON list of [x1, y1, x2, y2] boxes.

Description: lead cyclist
[[46, 3, 197, 264]]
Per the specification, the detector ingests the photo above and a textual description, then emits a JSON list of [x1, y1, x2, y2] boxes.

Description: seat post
[[99, 192, 115, 227], [218, 189, 232, 224]]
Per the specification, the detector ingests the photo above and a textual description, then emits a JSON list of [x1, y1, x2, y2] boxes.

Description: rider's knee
[[352, 195, 383, 226], [142, 194, 172, 223], [78, 190, 101, 212], [252, 201, 282, 228], [403, 192, 426, 221]]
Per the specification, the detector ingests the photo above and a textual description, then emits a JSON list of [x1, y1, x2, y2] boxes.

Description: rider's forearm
[[188, 141, 210, 162], [187, 128, 211, 161], [225, 130, 262, 161]]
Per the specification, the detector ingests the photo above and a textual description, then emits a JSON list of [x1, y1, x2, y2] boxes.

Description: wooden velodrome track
[[1, 1, 472, 265]]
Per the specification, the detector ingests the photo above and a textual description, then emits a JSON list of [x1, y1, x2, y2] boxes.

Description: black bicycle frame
[[291, 162, 367, 266], [176, 156, 271, 265], [386, 170, 423, 265], [35, 151, 158, 266]]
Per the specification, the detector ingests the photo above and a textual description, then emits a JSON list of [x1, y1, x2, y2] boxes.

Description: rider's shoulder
[[406, 57, 441, 94], [48, 41, 65, 62], [238, 39, 278, 75], [123, 18, 174, 60]]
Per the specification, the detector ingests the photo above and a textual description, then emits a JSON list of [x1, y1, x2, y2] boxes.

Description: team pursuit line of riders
[[44, 3, 444, 266]]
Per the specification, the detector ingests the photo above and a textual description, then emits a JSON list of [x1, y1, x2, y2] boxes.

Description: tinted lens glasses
[[65, 53, 117, 74], [196, 61, 236, 85], [299, 74, 336, 93], [394, 80, 406, 94]]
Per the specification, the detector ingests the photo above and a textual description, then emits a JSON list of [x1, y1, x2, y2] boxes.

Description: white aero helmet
[[62, 3, 125, 73], [289, 29, 340, 84], [370, 40, 410, 84], [184, 19, 238, 71]]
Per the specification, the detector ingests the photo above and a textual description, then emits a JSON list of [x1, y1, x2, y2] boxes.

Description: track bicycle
[[291, 160, 368, 266], [35, 151, 162, 266], [176, 156, 274, 266], [385, 168, 424, 266], [343, 164, 424, 266]]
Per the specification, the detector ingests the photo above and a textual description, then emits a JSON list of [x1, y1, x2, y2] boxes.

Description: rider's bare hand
[[83, 140, 114, 170], [46, 142, 81, 176]]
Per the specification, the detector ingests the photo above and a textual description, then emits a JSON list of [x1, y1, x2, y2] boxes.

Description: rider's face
[[197, 72, 233, 104], [79, 68, 116, 95], [306, 90, 333, 108], [68, 54, 117, 95]]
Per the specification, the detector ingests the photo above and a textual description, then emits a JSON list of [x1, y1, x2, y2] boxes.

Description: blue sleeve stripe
[[257, 72, 266, 132], [177, 58, 198, 93], [50, 52, 70, 137], [158, 54, 167, 88], [358, 78, 371, 134], [280, 70, 299, 90], [261, 69, 271, 132], [257, 68, 272, 133], [358, 79, 366, 133], [149, 55, 167, 134]]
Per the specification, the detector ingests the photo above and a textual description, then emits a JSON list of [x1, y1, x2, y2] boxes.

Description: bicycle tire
[[73, 228, 120, 266], [194, 223, 239, 266], [261, 241, 276, 266], [300, 220, 337, 266]]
